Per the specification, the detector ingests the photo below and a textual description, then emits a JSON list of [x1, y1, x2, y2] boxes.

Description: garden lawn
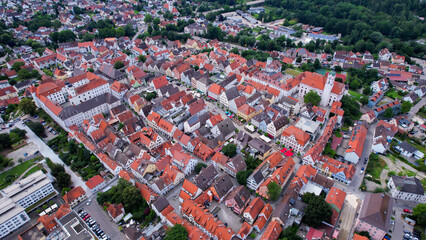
[[285, 68, 302, 76], [0, 159, 37, 190], [348, 90, 363, 101], [385, 89, 401, 99]]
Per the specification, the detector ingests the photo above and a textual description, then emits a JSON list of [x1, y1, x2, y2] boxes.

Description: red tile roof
[[85, 175, 104, 189], [62, 186, 86, 204]]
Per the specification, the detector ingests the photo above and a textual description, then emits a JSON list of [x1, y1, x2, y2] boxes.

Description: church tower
[[320, 71, 335, 106]]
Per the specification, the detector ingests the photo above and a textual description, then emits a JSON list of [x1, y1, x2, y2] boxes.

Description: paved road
[[408, 97, 426, 119], [15, 121, 92, 196]]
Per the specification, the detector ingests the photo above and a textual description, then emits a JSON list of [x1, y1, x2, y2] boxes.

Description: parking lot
[[76, 196, 126, 240]]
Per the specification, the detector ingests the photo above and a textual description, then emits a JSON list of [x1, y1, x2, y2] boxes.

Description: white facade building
[[0, 199, 30, 239], [387, 176, 426, 203], [0, 170, 56, 209]]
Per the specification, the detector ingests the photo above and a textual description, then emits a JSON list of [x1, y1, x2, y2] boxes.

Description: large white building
[[387, 176, 426, 203], [69, 78, 110, 105], [0, 170, 57, 209], [0, 170, 56, 239], [298, 71, 345, 107], [0, 198, 30, 239]]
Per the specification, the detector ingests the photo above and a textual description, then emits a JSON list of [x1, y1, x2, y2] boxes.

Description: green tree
[[349, 80, 361, 90], [27, 121, 45, 137], [11, 61, 25, 72], [144, 14, 153, 23], [10, 128, 26, 139], [221, 143, 237, 157], [56, 171, 72, 188], [236, 170, 253, 185], [304, 90, 321, 106], [87, 67, 94, 72], [194, 162, 207, 174], [144, 92, 157, 101], [267, 181, 281, 200], [384, 107, 394, 118], [360, 97, 369, 106], [153, 17, 160, 25], [138, 55, 147, 62], [19, 98, 37, 115], [113, 61, 124, 69], [0, 133, 11, 150], [164, 224, 188, 240], [302, 193, 332, 227], [413, 203, 426, 226], [401, 101, 413, 113]]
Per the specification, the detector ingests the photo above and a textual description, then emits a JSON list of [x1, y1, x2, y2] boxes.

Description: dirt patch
[[365, 179, 381, 192], [337, 194, 362, 240]]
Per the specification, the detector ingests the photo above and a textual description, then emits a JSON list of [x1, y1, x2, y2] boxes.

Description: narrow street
[[408, 97, 426, 119], [15, 121, 92, 196]]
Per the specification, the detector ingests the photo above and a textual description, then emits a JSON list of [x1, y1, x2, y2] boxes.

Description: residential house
[[345, 121, 367, 164], [225, 186, 251, 215], [394, 141, 424, 160], [371, 121, 398, 154], [85, 175, 106, 192], [267, 116, 289, 138], [107, 203, 125, 223], [243, 197, 265, 225], [281, 126, 310, 153], [62, 186, 87, 208]]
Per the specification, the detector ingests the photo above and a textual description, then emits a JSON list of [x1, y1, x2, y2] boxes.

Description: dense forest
[[264, 0, 426, 57]]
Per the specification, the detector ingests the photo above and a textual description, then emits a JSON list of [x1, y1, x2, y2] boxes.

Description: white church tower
[[320, 71, 335, 106]]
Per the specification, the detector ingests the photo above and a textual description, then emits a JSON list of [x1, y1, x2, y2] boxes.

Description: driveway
[[15, 122, 92, 196]]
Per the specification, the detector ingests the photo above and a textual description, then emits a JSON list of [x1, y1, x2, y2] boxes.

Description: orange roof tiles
[[85, 175, 104, 189], [282, 125, 310, 146], [260, 220, 282, 240], [243, 197, 265, 220], [107, 203, 124, 218], [326, 187, 346, 212], [152, 75, 168, 89], [209, 83, 225, 95], [346, 122, 367, 158], [181, 200, 235, 240], [75, 78, 108, 95], [353, 233, 369, 240], [62, 186, 86, 204]]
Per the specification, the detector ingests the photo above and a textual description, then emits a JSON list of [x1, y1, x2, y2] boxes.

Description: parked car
[[404, 209, 413, 214]]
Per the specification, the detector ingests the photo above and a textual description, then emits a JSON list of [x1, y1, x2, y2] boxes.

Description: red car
[[404, 209, 412, 214]]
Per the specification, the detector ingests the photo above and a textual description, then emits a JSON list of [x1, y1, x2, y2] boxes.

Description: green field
[[348, 90, 364, 101], [0, 159, 38, 190], [285, 68, 302, 76]]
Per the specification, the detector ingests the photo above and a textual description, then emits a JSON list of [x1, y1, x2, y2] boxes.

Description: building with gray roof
[[388, 176, 426, 203]]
